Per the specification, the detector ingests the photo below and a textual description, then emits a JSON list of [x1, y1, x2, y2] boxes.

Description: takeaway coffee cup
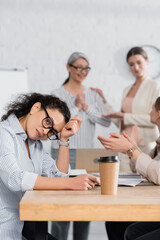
[[98, 156, 119, 195]]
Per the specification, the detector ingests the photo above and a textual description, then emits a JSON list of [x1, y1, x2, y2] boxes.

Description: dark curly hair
[[1, 92, 71, 123]]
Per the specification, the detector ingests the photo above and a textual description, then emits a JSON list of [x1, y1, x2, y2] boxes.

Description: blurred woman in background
[[91, 46, 160, 172], [51, 52, 111, 240]]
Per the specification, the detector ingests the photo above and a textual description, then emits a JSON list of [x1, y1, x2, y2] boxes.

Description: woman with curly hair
[[0, 92, 99, 240]]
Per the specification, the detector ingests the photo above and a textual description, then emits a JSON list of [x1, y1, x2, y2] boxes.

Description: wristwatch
[[126, 146, 137, 158], [58, 139, 70, 147]]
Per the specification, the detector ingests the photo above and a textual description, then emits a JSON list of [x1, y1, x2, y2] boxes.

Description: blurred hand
[[60, 117, 82, 141], [70, 174, 100, 190], [90, 87, 107, 104], [130, 125, 142, 145], [98, 133, 133, 153], [76, 93, 85, 110], [76, 93, 88, 112], [102, 112, 124, 119], [122, 130, 142, 164]]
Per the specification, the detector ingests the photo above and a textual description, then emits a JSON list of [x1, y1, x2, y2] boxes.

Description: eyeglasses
[[42, 106, 59, 140], [70, 64, 91, 72]]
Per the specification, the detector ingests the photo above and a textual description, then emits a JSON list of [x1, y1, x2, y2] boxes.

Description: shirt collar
[[7, 114, 28, 141]]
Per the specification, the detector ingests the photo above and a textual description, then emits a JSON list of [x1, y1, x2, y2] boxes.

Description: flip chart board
[[0, 68, 28, 117]]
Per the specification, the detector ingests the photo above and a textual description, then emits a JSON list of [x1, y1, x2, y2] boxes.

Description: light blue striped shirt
[[51, 86, 111, 148], [0, 114, 69, 240]]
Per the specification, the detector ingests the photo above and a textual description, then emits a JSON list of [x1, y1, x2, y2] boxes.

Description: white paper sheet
[[70, 169, 87, 177], [92, 172, 143, 187]]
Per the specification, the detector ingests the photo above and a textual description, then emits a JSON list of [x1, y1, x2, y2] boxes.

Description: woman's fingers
[[85, 175, 100, 189], [66, 121, 79, 134], [71, 117, 82, 127], [73, 175, 100, 190], [109, 132, 121, 138], [61, 117, 82, 138], [88, 175, 100, 185], [76, 94, 85, 104], [98, 133, 121, 141], [98, 133, 133, 153], [85, 182, 93, 190], [97, 136, 111, 149], [103, 112, 124, 119], [97, 135, 109, 141], [102, 114, 111, 118], [123, 130, 131, 141]]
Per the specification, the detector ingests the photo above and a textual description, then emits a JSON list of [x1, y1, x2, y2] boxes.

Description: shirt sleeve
[[42, 151, 70, 178], [69, 106, 79, 118], [136, 153, 160, 185], [124, 113, 155, 127], [0, 128, 38, 192], [86, 91, 111, 127], [51, 88, 79, 118], [105, 101, 120, 127]]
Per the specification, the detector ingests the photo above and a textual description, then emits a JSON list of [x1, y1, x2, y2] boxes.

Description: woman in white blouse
[[0, 92, 99, 240], [92, 46, 160, 172]]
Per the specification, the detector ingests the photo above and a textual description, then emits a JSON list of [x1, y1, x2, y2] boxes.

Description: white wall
[[1, 0, 160, 147]]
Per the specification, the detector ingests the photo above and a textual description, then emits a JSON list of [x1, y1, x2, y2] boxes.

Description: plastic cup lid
[[98, 156, 119, 163]]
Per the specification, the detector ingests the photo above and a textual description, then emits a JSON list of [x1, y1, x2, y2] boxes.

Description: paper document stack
[[69, 170, 154, 187], [118, 173, 143, 187], [92, 172, 144, 187]]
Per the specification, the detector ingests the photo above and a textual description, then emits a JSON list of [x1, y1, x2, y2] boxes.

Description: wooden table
[[20, 185, 160, 239]]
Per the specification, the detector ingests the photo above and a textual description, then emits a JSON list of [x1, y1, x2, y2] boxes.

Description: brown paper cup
[[98, 156, 119, 195]]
